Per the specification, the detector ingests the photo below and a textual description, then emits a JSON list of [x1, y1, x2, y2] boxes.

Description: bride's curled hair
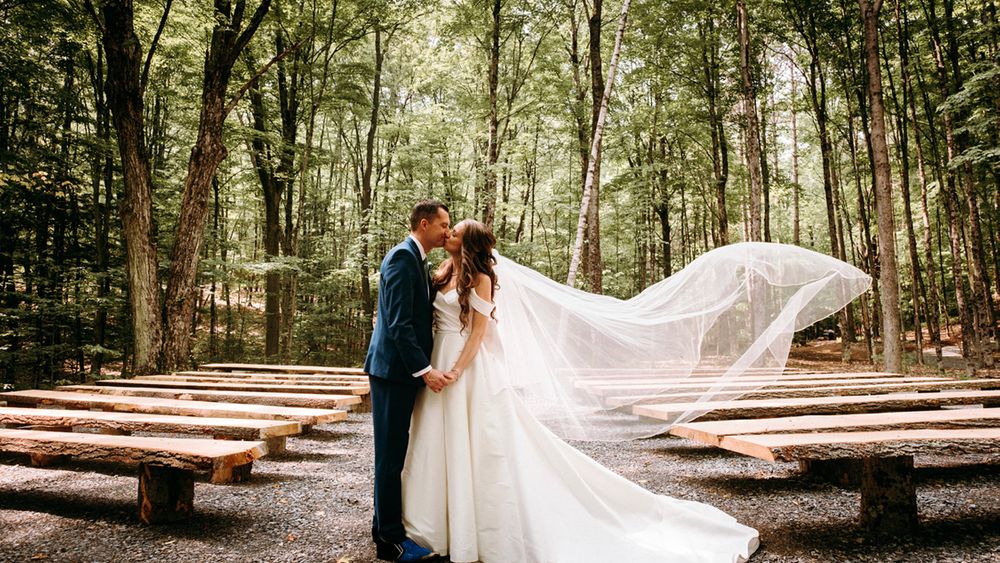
[[433, 219, 498, 329]]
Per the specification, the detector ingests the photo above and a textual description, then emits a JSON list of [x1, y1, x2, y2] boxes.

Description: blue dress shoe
[[375, 537, 438, 562]]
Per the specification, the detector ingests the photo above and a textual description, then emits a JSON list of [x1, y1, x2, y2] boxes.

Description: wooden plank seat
[[716, 428, 1000, 535], [665, 409, 1000, 535], [170, 371, 369, 383], [200, 363, 366, 375], [94, 378, 369, 396], [58, 384, 362, 410], [575, 371, 918, 384], [0, 428, 266, 523], [0, 390, 347, 427], [633, 389, 1000, 422], [579, 375, 958, 395], [0, 406, 300, 453], [669, 408, 1000, 445], [565, 367, 813, 378], [603, 378, 999, 407]]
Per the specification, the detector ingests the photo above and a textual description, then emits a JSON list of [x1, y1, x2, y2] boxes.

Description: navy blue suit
[[364, 237, 434, 544]]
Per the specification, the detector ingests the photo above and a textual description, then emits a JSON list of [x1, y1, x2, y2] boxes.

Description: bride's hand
[[447, 368, 463, 381]]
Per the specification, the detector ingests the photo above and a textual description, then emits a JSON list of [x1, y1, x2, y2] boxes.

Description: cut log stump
[[860, 456, 918, 535], [138, 463, 194, 524]]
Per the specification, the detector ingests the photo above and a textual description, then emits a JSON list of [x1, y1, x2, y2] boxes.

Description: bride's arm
[[448, 274, 495, 378]]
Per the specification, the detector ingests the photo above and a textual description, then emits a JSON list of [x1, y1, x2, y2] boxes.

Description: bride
[[401, 219, 870, 563]]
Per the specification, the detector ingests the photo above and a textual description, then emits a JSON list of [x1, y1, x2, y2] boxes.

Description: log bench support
[[860, 455, 918, 535], [799, 458, 862, 487], [138, 463, 194, 524]]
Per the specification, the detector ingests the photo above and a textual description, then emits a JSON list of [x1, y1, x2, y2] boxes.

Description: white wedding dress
[[401, 288, 760, 563]]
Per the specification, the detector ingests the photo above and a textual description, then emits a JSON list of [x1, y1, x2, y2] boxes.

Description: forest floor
[[1, 341, 999, 562]]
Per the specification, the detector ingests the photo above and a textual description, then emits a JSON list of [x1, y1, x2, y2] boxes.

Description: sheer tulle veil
[[484, 242, 873, 441]]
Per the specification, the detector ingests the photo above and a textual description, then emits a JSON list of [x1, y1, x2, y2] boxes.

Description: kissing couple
[[363, 199, 871, 562]]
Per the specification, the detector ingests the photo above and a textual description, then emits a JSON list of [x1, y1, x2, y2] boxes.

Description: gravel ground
[[2, 408, 999, 563]]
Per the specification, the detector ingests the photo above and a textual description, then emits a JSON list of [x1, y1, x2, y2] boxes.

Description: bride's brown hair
[[432, 219, 498, 329]]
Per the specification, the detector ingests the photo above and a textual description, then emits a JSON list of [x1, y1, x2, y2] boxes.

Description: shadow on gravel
[[301, 428, 353, 442], [644, 444, 744, 459], [0, 489, 255, 532], [266, 451, 351, 463], [915, 462, 1000, 483], [758, 513, 1000, 554], [686, 473, 839, 495]]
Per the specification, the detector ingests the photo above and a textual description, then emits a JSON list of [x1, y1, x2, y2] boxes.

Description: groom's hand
[[422, 368, 454, 392]]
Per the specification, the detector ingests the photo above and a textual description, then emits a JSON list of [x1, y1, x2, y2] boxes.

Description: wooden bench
[[633, 389, 1000, 421], [58, 384, 362, 410], [169, 371, 370, 383], [200, 363, 366, 375], [572, 369, 892, 381], [95, 378, 369, 396], [603, 378, 999, 407], [0, 390, 347, 428], [668, 414, 1000, 535], [579, 375, 956, 392], [669, 407, 1000, 445], [0, 428, 266, 523], [0, 406, 300, 454]]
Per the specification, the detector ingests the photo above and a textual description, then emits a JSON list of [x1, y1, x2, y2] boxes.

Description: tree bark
[[98, 0, 163, 375], [860, 0, 904, 374], [566, 0, 631, 286], [482, 0, 501, 229], [700, 17, 728, 246], [737, 0, 763, 242], [790, 62, 801, 246], [360, 26, 384, 326], [585, 0, 605, 292], [162, 0, 271, 370]]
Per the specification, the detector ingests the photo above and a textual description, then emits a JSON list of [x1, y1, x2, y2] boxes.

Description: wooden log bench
[[200, 363, 366, 375], [579, 375, 961, 396], [0, 428, 266, 523], [603, 378, 999, 407], [706, 427, 1000, 535], [168, 371, 370, 383], [57, 384, 362, 410], [572, 370, 895, 381], [651, 405, 1000, 535], [0, 406, 301, 454], [632, 389, 1000, 421], [95, 378, 369, 396], [669, 407, 1000, 445], [0, 390, 347, 428]]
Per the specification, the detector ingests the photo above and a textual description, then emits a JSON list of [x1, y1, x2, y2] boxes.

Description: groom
[[365, 199, 454, 562]]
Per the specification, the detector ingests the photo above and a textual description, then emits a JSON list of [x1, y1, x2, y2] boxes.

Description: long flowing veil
[[487, 242, 873, 441]]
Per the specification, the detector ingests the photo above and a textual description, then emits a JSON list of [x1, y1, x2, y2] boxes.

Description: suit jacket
[[364, 237, 434, 385]]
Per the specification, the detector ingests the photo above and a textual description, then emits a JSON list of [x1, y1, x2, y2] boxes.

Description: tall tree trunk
[[700, 18, 728, 246], [923, 0, 978, 370], [360, 26, 384, 327], [860, 0, 904, 373], [245, 63, 283, 359], [85, 45, 115, 376], [162, 0, 271, 370], [567, 0, 631, 286], [737, 0, 763, 241], [791, 62, 801, 246], [883, 4, 924, 363], [482, 0, 501, 228], [97, 0, 163, 375], [584, 0, 605, 292]]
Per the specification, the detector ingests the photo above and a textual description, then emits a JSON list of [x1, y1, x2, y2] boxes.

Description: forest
[[0, 0, 997, 386]]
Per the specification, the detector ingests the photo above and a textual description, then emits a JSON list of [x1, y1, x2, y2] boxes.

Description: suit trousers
[[370, 375, 421, 543]]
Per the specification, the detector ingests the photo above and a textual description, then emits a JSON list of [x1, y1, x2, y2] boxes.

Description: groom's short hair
[[409, 199, 449, 231]]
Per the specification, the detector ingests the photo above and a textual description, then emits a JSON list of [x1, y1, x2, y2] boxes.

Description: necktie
[[422, 259, 432, 297]]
